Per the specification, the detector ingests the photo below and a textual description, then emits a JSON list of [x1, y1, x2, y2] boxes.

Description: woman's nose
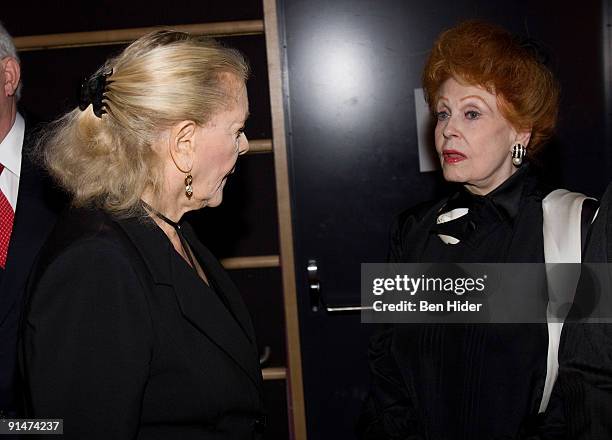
[[442, 115, 460, 139]]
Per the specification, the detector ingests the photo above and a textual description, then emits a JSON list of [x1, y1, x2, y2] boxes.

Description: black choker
[[141, 201, 197, 271]]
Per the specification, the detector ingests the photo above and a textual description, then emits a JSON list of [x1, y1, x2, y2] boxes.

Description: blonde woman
[[20, 31, 266, 439]]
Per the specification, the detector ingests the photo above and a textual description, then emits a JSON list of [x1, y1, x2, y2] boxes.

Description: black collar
[[445, 164, 531, 222]]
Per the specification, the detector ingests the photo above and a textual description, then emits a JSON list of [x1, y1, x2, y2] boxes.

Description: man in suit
[[553, 184, 612, 438], [0, 21, 62, 416]]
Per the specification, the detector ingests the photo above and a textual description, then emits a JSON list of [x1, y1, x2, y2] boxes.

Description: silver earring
[[512, 143, 526, 166], [184, 173, 193, 199]]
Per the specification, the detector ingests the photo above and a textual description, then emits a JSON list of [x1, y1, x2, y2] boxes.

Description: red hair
[[423, 21, 559, 154]]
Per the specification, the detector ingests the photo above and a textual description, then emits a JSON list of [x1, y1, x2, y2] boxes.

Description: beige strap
[[539, 189, 593, 412]]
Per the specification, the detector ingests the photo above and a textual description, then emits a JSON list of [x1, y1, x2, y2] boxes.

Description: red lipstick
[[442, 149, 467, 164]]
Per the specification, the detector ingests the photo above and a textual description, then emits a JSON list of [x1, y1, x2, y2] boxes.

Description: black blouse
[[360, 166, 563, 440], [389, 165, 547, 263]]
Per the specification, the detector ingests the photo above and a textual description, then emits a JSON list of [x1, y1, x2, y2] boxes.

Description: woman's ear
[[515, 128, 532, 148], [168, 120, 196, 173]]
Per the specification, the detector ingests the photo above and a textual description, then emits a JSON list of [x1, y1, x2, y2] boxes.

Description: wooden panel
[[221, 255, 279, 269], [14, 21, 264, 51], [249, 138, 273, 153], [263, 367, 286, 380], [263, 0, 307, 439]]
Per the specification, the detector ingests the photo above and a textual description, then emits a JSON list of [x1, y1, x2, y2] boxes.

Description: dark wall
[[2, 1, 263, 35], [521, 0, 610, 196], [606, 0, 612, 168]]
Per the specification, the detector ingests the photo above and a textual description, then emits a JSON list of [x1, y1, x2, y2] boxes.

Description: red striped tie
[[0, 164, 15, 268]]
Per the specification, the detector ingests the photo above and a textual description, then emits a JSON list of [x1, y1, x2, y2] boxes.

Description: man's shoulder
[[18, 116, 67, 213], [584, 183, 612, 262]]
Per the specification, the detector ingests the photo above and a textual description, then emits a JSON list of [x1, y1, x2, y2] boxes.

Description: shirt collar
[[0, 112, 24, 178], [457, 164, 529, 221], [484, 164, 530, 220]]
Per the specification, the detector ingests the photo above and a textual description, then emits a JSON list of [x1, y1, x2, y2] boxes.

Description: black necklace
[[141, 200, 197, 272]]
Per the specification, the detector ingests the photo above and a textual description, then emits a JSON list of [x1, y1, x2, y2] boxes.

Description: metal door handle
[[307, 259, 373, 313], [259, 345, 271, 365], [307, 259, 322, 311], [325, 305, 373, 313]]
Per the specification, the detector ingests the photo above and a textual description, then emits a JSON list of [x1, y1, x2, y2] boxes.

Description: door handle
[[307, 259, 374, 313], [259, 345, 271, 366], [307, 259, 322, 312]]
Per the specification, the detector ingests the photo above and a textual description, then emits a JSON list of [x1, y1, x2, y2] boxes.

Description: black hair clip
[[79, 69, 113, 118]]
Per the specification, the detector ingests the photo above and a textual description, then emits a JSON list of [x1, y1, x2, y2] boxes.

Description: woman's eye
[[465, 110, 480, 120], [435, 111, 449, 121], [235, 128, 244, 141]]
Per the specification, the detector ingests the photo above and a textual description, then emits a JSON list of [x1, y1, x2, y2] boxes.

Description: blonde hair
[[41, 30, 249, 217]]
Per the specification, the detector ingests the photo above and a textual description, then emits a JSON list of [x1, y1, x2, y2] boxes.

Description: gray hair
[[0, 21, 21, 100]]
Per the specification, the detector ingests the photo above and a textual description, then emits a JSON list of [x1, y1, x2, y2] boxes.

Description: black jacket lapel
[[116, 216, 263, 391], [181, 222, 258, 343], [170, 254, 263, 390]]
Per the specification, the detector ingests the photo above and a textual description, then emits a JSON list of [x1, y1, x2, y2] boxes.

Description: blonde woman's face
[[433, 77, 524, 195], [192, 83, 249, 208]]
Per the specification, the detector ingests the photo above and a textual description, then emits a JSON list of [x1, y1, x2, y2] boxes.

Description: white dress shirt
[[0, 113, 24, 211]]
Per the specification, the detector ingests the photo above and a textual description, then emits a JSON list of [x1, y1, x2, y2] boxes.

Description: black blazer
[[20, 207, 266, 439], [555, 183, 612, 439], [0, 121, 62, 414]]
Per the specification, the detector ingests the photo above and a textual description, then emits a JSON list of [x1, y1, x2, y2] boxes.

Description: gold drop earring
[[184, 172, 193, 199]]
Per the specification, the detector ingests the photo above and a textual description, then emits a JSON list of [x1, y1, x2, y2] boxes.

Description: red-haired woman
[[359, 21, 596, 439]]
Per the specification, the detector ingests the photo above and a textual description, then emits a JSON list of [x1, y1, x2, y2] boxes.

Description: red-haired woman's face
[[433, 77, 529, 195]]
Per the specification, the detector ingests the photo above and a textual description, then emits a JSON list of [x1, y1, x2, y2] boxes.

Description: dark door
[[277, 0, 610, 438]]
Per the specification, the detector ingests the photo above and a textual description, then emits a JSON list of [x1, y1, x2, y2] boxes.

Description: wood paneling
[[263, 367, 287, 380], [14, 21, 264, 51], [263, 0, 307, 439], [221, 255, 279, 269]]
